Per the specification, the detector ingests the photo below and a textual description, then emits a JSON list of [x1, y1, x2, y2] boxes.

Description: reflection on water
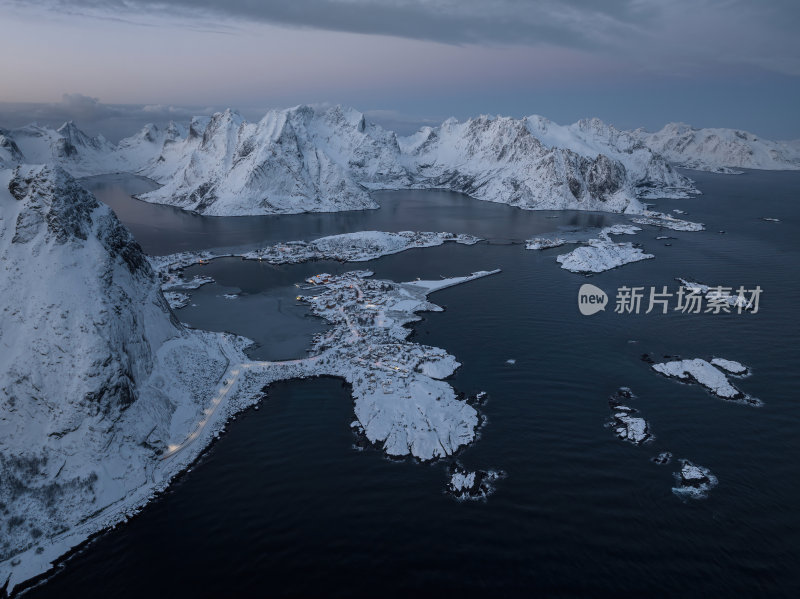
[[82, 175, 622, 255]]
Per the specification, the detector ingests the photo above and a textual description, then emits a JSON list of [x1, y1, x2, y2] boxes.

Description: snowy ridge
[[0, 106, 800, 216], [526, 115, 697, 198], [0, 130, 25, 169], [633, 123, 800, 172], [398, 115, 646, 213], [3, 122, 123, 176], [136, 106, 411, 215], [0, 165, 252, 592], [116, 120, 187, 173], [5, 110, 800, 215], [0, 107, 709, 216]]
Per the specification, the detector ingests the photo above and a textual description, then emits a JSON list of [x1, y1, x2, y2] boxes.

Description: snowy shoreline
[[150, 230, 482, 284], [0, 166, 505, 594], [526, 211, 704, 273], [553, 224, 654, 273], [2, 267, 502, 594]]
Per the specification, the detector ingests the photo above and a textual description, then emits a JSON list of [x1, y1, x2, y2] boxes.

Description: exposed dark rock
[[651, 452, 673, 465], [446, 463, 504, 500], [586, 154, 626, 200]]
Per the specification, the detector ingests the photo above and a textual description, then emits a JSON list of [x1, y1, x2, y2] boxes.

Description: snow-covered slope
[[136, 106, 411, 215], [398, 115, 646, 213], [116, 120, 187, 173], [11, 108, 799, 215], [0, 130, 25, 169], [0, 165, 240, 588], [146, 107, 661, 215], [2, 120, 189, 177], [5, 122, 124, 176], [526, 116, 696, 198], [633, 123, 800, 173], [0, 107, 700, 216], [0, 166, 504, 591]]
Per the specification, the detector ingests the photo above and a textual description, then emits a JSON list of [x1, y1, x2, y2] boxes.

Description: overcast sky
[[1, 0, 798, 140]]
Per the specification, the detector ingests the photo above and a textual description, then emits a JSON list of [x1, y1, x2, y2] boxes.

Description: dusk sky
[[1, 0, 799, 140]]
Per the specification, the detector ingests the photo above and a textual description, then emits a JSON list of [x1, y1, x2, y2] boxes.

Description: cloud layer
[[1, 1, 799, 138], [18, 0, 800, 75]]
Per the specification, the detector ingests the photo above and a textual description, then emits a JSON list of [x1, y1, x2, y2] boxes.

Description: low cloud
[[0, 94, 221, 142], [0, 95, 444, 141], [363, 110, 443, 136]]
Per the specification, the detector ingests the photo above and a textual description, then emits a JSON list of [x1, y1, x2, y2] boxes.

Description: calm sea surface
[[30, 171, 800, 597]]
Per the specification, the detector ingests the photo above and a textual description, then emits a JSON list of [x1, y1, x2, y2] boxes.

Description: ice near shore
[[526, 209, 703, 270], [0, 166, 501, 593]]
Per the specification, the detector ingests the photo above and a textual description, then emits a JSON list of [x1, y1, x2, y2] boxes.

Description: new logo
[[578, 284, 608, 315]]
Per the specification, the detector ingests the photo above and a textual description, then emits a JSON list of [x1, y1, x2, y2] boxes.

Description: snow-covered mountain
[[135, 106, 411, 215], [633, 123, 800, 173], [400, 115, 650, 213], [0, 165, 241, 588], [116, 120, 187, 173], [525, 116, 695, 198], [4, 122, 126, 176], [134, 107, 682, 215], [5, 109, 800, 215], [0, 130, 25, 169], [0, 107, 703, 216]]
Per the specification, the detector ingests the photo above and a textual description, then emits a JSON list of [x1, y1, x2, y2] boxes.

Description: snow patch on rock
[[676, 278, 757, 311], [607, 387, 652, 445], [555, 225, 654, 273], [652, 358, 761, 405], [525, 237, 567, 250], [632, 211, 705, 231], [672, 460, 718, 499], [446, 463, 504, 500], [710, 358, 749, 376], [151, 231, 481, 278]]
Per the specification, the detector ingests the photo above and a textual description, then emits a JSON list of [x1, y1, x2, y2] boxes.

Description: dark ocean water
[[31, 171, 800, 597]]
